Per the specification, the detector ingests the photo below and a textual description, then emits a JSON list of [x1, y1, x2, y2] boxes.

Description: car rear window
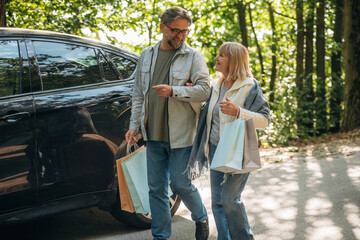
[[0, 40, 21, 97]]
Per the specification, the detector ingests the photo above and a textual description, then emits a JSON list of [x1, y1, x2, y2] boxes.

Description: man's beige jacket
[[129, 41, 211, 149]]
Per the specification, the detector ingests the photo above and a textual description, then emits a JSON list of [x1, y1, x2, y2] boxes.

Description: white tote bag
[[210, 119, 245, 173], [210, 118, 261, 174]]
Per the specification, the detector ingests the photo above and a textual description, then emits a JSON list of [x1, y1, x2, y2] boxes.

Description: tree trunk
[[267, 1, 277, 104], [315, 0, 326, 135], [236, 0, 248, 47], [148, 0, 158, 46], [342, 0, 360, 131], [304, 0, 315, 134], [0, 0, 6, 27], [330, 0, 344, 132], [248, 4, 264, 84], [295, 0, 305, 134], [148, 24, 152, 47]]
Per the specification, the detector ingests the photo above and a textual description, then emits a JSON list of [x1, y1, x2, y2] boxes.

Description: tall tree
[[342, 0, 360, 131], [147, 0, 158, 46], [295, 0, 305, 134], [236, 0, 248, 47], [315, 0, 326, 134], [0, 0, 6, 27], [267, 1, 277, 103], [248, 3, 264, 79], [329, 0, 344, 132], [304, 0, 315, 134]]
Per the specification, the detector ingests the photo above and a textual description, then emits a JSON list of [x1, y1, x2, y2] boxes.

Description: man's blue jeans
[[209, 142, 254, 240], [146, 141, 208, 240]]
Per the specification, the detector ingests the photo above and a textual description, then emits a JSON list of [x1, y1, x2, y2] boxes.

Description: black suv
[[0, 28, 181, 228]]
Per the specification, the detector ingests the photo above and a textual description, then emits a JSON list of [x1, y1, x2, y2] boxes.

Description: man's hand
[[152, 84, 173, 98], [125, 129, 139, 144]]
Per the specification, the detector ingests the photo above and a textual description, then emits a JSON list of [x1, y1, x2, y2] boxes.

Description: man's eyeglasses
[[164, 24, 190, 36]]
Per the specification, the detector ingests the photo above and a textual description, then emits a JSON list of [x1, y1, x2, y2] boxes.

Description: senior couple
[[125, 6, 270, 240]]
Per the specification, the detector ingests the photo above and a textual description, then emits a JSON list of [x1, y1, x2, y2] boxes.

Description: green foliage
[[261, 75, 299, 147], [4, 0, 345, 146], [6, 0, 113, 36]]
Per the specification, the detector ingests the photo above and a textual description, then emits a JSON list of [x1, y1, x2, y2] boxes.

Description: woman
[[206, 42, 269, 239]]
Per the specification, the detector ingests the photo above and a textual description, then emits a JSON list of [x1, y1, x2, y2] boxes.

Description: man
[[125, 6, 210, 240]]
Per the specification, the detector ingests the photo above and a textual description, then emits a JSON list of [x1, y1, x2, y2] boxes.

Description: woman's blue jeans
[[146, 141, 208, 240], [209, 142, 254, 240]]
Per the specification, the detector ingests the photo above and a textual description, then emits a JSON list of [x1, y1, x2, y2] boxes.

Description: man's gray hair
[[160, 7, 192, 26]]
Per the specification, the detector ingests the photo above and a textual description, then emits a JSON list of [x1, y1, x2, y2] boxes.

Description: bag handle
[[126, 142, 140, 155]]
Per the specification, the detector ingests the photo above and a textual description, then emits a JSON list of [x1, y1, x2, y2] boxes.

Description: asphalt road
[[3, 144, 360, 240], [2, 177, 215, 240]]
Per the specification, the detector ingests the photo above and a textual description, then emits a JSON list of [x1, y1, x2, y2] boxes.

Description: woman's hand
[[219, 97, 240, 117]]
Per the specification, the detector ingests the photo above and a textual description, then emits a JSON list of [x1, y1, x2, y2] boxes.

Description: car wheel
[[110, 187, 182, 229]]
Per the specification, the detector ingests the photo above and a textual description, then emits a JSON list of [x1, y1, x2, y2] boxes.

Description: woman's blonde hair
[[218, 42, 253, 82]]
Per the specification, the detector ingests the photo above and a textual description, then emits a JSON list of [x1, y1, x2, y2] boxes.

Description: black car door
[[0, 39, 38, 212], [28, 39, 135, 203]]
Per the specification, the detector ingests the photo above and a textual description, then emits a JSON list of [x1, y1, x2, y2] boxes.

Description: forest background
[[1, 0, 359, 147]]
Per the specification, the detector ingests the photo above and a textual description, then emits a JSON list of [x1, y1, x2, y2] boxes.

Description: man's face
[[161, 18, 189, 49]]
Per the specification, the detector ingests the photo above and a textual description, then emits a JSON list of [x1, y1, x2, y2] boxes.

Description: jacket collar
[[150, 41, 190, 55], [213, 76, 254, 92]]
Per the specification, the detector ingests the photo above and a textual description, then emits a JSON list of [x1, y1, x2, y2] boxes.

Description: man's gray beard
[[168, 40, 182, 49]]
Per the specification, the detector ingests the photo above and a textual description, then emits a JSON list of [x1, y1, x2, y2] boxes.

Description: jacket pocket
[[140, 70, 150, 91], [172, 71, 190, 86]]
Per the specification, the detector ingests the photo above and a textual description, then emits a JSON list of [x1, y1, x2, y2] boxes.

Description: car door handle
[[1, 112, 31, 121], [108, 96, 131, 105]]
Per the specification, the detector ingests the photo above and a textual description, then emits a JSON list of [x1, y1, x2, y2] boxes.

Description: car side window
[[106, 52, 136, 79], [33, 41, 103, 91], [0, 40, 21, 97], [98, 51, 119, 81]]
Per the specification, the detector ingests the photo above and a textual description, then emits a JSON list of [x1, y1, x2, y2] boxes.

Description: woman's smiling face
[[214, 51, 229, 77]]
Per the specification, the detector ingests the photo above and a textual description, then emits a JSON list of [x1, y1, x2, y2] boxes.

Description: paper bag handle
[[126, 142, 140, 155]]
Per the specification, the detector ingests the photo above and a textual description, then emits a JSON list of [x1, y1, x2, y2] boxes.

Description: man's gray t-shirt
[[146, 48, 177, 142], [210, 83, 229, 146]]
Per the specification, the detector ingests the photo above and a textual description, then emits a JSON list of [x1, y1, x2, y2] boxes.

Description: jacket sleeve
[[171, 51, 211, 102], [129, 52, 145, 131], [240, 79, 271, 129], [238, 108, 268, 129]]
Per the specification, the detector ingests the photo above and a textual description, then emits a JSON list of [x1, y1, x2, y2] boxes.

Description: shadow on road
[[245, 146, 360, 240], [3, 143, 358, 240], [1, 206, 206, 240]]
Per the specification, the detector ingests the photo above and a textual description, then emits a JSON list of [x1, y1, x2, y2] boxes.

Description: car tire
[[110, 187, 182, 229]]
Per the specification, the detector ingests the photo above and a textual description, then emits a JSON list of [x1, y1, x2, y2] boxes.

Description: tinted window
[[106, 52, 136, 79], [98, 51, 119, 81], [33, 41, 102, 90], [0, 41, 21, 97]]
